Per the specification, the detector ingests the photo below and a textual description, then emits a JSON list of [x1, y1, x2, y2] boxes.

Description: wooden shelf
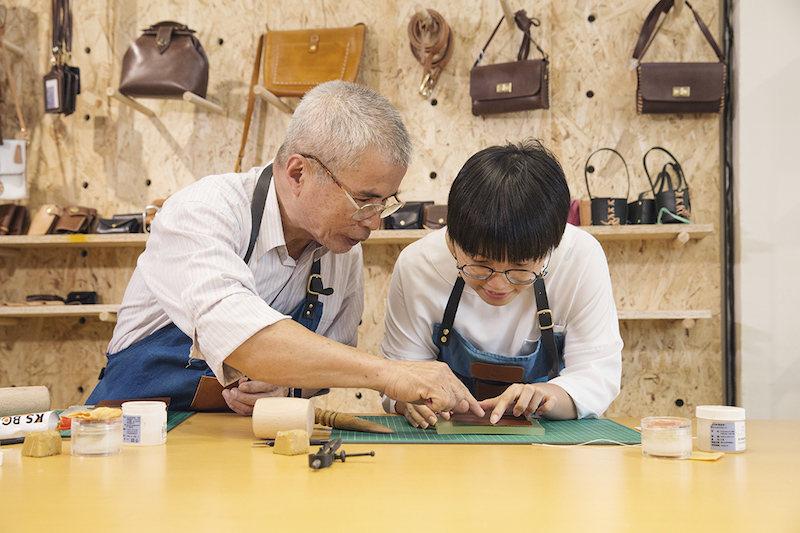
[[0, 224, 714, 251], [618, 309, 713, 329], [0, 304, 119, 326]]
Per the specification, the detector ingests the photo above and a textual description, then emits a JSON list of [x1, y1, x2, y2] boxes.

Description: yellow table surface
[[1, 414, 799, 532]]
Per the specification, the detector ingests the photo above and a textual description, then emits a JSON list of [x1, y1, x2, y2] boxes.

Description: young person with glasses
[[87, 81, 482, 419], [381, 140, 622, 427]]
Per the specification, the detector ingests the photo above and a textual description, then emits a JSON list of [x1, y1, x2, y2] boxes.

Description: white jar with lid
[[122, 401, 167, 446], [696, 405, 746, 453]]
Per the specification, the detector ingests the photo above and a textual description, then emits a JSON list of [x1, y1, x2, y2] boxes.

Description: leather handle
[[633, 0, 724, 62]]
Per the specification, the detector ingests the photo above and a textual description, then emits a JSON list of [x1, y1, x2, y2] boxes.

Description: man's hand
[[382, 360, 484, 418], [222, 378, 289, 416]]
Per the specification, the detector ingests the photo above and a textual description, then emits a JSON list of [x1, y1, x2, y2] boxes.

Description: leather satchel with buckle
[[632, 0, 726, 114], [470, 10, 549, 116]]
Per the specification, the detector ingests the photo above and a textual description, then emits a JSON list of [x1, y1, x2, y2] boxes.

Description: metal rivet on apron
[[440, 336, 447, 343], [443, 329, 449, 335]]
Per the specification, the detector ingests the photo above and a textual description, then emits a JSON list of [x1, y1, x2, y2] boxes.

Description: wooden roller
[[315, 408, 394, 434]]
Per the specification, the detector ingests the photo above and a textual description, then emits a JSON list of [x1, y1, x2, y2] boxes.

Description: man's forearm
[[225, 318, 390, 392]]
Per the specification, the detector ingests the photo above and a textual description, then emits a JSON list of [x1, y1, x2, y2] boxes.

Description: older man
[[87, 81, 481, 417]]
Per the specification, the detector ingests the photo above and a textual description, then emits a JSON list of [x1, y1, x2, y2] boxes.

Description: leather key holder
[[53, 205, 97, 234]]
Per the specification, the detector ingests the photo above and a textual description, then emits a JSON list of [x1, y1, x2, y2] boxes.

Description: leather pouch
[[470, 10, 549, 116], [25, 294, 65, 305], [263, 24, 366, 97], [27, 204, 62, 235], [644, 147, 692, 224], [422, 204, 448, 229], [65, 291, 98, 305], [584, 148, 630, 226], [53, 205, 97, 234], [119, 21, 209, 98], [627, 195, 657, 224], [96, 215, 142, 234], [0, 140, 28, 200], [383, 201, 432, 230], [0, 204, 26, 235], [632, 0, 726, 115]]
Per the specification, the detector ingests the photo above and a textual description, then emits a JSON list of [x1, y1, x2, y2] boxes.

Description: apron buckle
[[307, 273, 334, 296]]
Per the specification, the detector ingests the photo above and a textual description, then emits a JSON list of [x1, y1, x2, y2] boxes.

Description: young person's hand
[[479, 382, 576, 423], [397, 402, 452, 429]]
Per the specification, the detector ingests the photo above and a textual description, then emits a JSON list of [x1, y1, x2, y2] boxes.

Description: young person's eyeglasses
[[301, 154, 404, 221], [456, 264, 539, 285]]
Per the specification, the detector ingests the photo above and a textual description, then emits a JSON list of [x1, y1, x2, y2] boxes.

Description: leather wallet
[[383, 201, 432, 230], [422, 204, 447, 229], [27, 204, 62, 235], [0, 204, 26, 235], [65, 291, 99, 305], [53, 206, 97, 234], [96, 215, 142, 234]]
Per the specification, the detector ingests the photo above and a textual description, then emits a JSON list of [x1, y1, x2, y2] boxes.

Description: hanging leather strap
[[473, 9, 547, 68], [632, 0, 724, 62], [583, 148, 631, 201], [235, 33, 265, 172], [643, 146, 688, 195], [407, 8, 454, 98]]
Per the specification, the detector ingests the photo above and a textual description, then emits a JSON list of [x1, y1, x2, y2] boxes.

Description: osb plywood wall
[[0, 0, 723, 417]]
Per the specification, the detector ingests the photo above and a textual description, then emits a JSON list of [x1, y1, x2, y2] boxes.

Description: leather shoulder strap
[[633, 0, 724, 62], [235, 34, 265, 172], [533, 276, 560, 380]]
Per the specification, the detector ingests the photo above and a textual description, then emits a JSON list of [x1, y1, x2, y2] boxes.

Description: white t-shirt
[[107, 165, 364, 386], [380, 224, 622, 418]]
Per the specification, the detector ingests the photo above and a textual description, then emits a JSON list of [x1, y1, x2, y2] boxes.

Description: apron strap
[[533, 276, 560, 380], [244, 164, 272, 265], [437, 274, 465, 349]]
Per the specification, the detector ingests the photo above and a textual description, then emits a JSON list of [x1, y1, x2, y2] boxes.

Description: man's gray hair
[[276, 81, 412, 173]]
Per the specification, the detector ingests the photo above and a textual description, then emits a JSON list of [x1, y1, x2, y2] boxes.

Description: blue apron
[[87, 165, 332, 410], [432, 275, 565, 400]]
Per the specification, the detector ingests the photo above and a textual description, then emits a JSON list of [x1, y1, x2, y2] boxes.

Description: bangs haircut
[[447, 140, 570, 264]]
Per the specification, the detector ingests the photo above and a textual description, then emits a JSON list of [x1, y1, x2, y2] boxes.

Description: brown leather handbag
[[263, 24, 366, 97], [53, 205, 97, 234], [119, 21, 209, 98], [470, 10, 549, 116], [632, 0, 726, 115]]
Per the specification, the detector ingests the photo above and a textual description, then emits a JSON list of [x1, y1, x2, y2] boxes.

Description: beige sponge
[[272, 429, 309, 456]]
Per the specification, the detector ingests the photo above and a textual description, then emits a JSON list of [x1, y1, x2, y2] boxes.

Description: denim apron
[[87, 165, 332, 410], [432, 275, 565, 400]]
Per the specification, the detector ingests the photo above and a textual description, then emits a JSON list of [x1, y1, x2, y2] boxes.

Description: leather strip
[[407, 9, 454, 96]]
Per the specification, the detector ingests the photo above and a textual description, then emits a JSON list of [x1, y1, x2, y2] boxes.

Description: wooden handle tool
[[315, 408, 394, 434]]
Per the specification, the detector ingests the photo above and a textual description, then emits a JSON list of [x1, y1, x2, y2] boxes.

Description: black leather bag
[[584, 148, 630, 226], [644, 147, 692, 224], [383, 201, 432, 230], [627, 193, 657, 225], [119, 21, 209, 98], [95, 214, 142, 234], [470, 10, 549, 116]]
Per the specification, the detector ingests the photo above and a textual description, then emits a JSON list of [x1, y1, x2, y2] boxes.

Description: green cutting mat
[[331, 416, 641, 445]]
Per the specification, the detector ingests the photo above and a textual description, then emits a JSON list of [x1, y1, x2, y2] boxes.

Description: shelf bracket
[[681, 318, 696, 329], [499, 0, 516, 29], [106, 87, 156, 117], [106, 88, 225, 116], [253, 84, 295, 114], [2, 39, 23, 56], [181, 91, 225, 115], [672, 231, 690, 249], [98, 311, 117, 323]]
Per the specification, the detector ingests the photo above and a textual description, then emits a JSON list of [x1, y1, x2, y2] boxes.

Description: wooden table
[[1, 414, 798, 532]]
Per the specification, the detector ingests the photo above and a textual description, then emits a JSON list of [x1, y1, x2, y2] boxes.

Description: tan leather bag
[[27, 204, 62, 235], [263, 24, 366, 97]]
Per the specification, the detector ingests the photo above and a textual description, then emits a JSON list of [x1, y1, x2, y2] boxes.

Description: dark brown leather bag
[[633, 0, 726, 115], [470, 10, 549, 116], [53, 205, 97, 234], [0, 204, 26, 235], [119, 21, 209, 98]]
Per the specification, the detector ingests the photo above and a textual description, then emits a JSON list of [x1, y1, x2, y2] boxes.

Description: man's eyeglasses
[[300, 154, 404, 221]]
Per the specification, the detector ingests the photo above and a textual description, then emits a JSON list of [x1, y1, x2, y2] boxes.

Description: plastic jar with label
[[122, 401, 167, 446], [696, 405, 746, 453]]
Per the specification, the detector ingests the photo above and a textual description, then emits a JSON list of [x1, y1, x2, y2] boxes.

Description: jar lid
[[696, 405, 746, 421]]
